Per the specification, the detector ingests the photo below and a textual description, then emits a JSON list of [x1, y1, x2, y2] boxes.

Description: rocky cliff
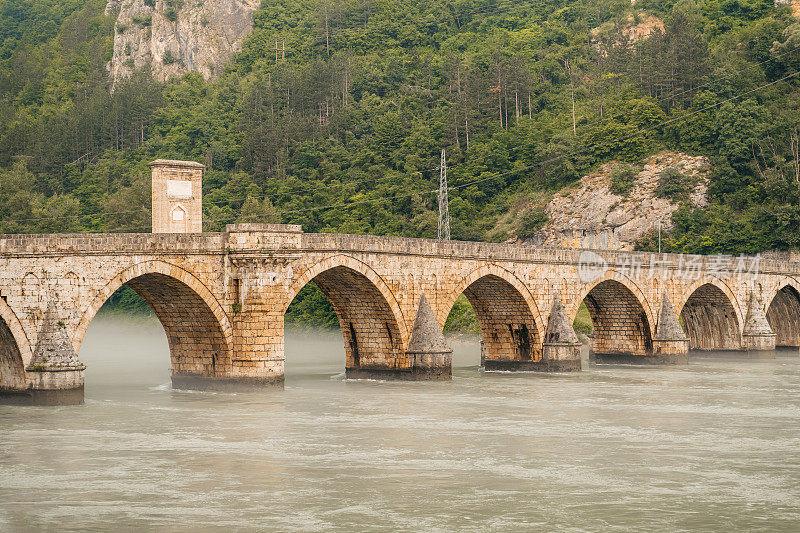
[[526, 152, 711, 250], [591, 12, 664, 47], [106, 0, 260, 87]]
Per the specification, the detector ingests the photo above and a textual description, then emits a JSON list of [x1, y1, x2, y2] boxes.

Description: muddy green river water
[[1, 316, 799, 531]]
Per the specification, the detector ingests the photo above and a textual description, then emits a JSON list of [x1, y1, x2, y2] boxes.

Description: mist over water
[[1, 315, 800, 531]]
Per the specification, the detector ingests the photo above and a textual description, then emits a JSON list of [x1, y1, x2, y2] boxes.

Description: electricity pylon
[[438, 148, 450, 241]]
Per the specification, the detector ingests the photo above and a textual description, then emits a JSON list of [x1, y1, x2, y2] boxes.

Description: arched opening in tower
[[581, 280, 652, 358], [767, 285, 800, 348], [680, 284, 741, 350], [284, 266, 404, 376]]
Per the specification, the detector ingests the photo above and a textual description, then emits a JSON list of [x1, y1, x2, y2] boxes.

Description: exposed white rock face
[[530, 152, 711, 251], [106, 0, 260, 87]]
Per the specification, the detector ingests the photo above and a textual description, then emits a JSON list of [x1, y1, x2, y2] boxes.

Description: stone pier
[[648, 292, 690, 364], [742, 292, 776, 355]]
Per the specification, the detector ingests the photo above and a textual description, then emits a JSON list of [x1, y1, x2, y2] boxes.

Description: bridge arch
[[765, 277, 800, 347], [285, 255, 407, 370], [678, 277, 743, 351], [574, 270, 655, 357], [444, 264, 544, 363], [75, 260, 233, 378], [0, 298, 30, 391]]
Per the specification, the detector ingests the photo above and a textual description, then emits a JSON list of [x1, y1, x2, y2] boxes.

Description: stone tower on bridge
[[150, 159, 204, 233]]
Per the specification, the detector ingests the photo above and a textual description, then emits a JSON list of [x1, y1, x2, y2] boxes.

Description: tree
[[237, 195, 281, 224]]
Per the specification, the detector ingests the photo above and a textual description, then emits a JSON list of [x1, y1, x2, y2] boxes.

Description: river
[[1, 315, 799, 531]]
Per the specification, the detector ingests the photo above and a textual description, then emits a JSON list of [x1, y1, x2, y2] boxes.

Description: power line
[[207, 41, 800, 212], [2, 69, 798, 228], [213, 39, 800, 210], [547, 41, 800, 140], [445, 69, 800, 193], [646, 41, 800, 105], [0, 164, 444, 225], [55, 36, 800, 217], [271, 67, 800, 210], [244, 164, 441, 200], [237, 63, 795, 218]]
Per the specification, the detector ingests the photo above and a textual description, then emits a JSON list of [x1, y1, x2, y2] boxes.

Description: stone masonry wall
[[313, 266, 405, 371], [464, 274, 542, 362], [127, 273, 230, 376], [1, 226, 799, 389]]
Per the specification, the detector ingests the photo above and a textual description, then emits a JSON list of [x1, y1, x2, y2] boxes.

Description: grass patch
[[162, 50, 179, 65], [573, 301, 592, 336], [131, 16, 152, 27], [517, 206, 548, 239], [444, 294, 480, 334]]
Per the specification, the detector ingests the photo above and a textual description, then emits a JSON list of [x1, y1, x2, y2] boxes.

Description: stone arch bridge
[[0, 224, 796, 402]]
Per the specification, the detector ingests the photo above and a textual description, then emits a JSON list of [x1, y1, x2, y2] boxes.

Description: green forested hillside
[[1, 0, 799, 321]]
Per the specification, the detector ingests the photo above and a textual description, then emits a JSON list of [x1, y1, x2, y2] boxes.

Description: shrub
[[98, 286, 153, 316], [517, 206, 548, 238], [609, 163, 638, 196], [655, 167, 690, 202], [573, 302, 593, 335], [165, 0, 183, 21], [144, 0, 155, 7], [285, 282, 338, 329], [162, 50, 178, 64]]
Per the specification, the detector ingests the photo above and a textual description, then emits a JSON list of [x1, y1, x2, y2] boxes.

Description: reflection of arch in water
[[444, 265, 543, 363], [76, 261, 233, 378], [679, 279, 742, 351], [285, 255, 407, 371]]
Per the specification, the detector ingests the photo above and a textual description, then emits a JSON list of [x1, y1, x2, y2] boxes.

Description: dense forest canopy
[[0, 0, 798, 254]]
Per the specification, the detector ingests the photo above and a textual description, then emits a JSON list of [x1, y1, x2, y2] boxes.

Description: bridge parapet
[[0, 230, 789, 279], [299, 232, 785, 276], [0, 233, 225, 256], [225, 224, 303, 252]]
